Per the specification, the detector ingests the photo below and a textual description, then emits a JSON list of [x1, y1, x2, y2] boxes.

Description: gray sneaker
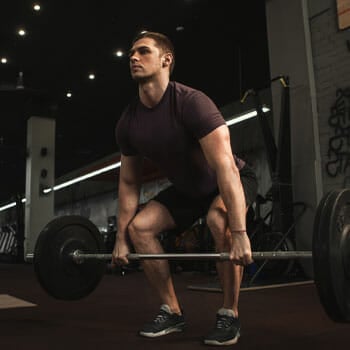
[[204, 309, 240, 346], [139, 304, 185, 338]]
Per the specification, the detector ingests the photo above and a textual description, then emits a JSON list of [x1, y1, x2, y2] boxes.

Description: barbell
[[27, 188, 350, 323]]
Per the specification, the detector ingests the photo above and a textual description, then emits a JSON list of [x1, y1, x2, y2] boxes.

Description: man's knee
[[206, 207, 227, 237], [128, 217, 149, 245], [128, 213, 163, 243]]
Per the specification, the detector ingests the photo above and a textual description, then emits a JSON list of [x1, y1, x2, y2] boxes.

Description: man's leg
[[206, 195, 244, 316], [127, 199, 182, 314], [203, 195, 244, 346]]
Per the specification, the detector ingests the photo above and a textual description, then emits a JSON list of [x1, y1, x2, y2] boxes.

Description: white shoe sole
[[204, 332, 240, 346], [139, 323, 185, 338]]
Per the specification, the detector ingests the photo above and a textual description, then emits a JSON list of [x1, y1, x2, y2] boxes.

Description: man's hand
[[229, 232, 253, 266], [111, 236, 131, 266]]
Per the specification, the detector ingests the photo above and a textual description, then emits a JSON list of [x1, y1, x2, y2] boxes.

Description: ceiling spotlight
[[88, 73, 95, 80], [33, 3, 41, 11], [176, 26, 185, 32], [1, 57, 8, 64], [17, 29, 27, 36], [66, 91, 72, 98], [114, 50, 124, 58]]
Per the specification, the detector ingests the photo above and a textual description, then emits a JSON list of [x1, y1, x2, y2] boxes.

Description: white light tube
[[42, 161, 121, 194], [0, 202, 16, 211], [0, 197, 26, 212], [226, 106, 270, 126]]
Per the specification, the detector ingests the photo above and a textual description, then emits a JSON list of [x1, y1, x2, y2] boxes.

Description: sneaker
[[203, 308, 241, 346], [139, 304, 185, 338]]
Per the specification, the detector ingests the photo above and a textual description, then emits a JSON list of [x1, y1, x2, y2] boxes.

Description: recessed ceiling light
[[114, 50, 124, 58], [176, 26, 185, 32], [1, 57, 8, 64], [33, 3, 41, 11], [17, 29, 27, 36], [66, 91, 72, 98], [88, 73, 95, 80]]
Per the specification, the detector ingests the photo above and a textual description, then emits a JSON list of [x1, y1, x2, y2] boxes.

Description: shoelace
[[216, 315, 235, 329], [153, 311, 169, 324]]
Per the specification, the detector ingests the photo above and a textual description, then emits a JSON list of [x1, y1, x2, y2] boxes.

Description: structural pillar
[[265, 0, 324, 277], [24, 116, 55, 260]]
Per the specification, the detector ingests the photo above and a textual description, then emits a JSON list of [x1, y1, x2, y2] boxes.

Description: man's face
[[128, 38, 165, 81]]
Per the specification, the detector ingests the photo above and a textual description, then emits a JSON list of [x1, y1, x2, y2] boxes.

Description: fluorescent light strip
[[0, 198, 26, 212], [0, 202, 16, 211], [226, 106, 270, 126], [0, 106, 270, 212], [43, 161, 121, 194]]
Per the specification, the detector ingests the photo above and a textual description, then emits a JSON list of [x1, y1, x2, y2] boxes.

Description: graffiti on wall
[[326, 88, 350, 180]]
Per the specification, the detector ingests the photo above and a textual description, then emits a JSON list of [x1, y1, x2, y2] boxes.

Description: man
[[112, 31, 258, 346]]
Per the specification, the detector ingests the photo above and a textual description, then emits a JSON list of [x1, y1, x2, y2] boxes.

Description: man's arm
[[199, 124, 252, 264], [117, 154, 143, 239]]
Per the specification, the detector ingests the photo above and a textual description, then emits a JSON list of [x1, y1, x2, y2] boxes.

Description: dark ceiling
[[0, 0, 270, 204]]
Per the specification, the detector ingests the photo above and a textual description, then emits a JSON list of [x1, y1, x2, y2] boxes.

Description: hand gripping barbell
[[27, 188, 350, 323]]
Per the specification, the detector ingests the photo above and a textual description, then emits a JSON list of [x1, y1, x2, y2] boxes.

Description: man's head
[[129, 31, 175, 81]]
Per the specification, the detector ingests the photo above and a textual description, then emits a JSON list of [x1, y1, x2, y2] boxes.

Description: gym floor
[[0, 262, 349, 349]]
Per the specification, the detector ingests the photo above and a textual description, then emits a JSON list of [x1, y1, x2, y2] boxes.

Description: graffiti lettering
[[326, 88, 350, 177]]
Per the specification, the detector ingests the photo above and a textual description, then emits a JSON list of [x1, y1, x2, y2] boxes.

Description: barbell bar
[[27, 250, 313, 263], [28, 188, 350, 323]]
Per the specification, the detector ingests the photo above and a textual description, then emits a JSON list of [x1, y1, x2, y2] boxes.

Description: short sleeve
[[181, 91, 226, 140]]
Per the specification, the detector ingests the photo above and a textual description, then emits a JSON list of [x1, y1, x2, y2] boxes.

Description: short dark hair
[[131, 31, 175, 75]]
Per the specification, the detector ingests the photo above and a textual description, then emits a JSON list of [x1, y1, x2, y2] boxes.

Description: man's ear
[[162, 53, 172, 67]]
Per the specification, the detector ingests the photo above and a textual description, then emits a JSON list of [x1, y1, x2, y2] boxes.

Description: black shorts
[[152, 164, 258, 233]]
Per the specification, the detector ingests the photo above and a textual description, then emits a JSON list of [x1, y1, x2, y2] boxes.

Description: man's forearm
[[116, 182, 140, 239], [216, 164, 247, 233]]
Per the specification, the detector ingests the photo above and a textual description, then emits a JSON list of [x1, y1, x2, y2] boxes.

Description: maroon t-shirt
[[116, 81, 245, 198]]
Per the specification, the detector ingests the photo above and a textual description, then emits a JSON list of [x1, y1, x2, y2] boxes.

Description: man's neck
[[138, 77, 170, 108]]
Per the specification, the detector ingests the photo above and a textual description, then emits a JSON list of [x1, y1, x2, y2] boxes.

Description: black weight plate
[[34, 215, 106, 300], [313, 188, 350, 322]]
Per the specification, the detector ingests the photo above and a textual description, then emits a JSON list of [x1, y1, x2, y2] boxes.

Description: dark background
[[0, 0, 270, 203]]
